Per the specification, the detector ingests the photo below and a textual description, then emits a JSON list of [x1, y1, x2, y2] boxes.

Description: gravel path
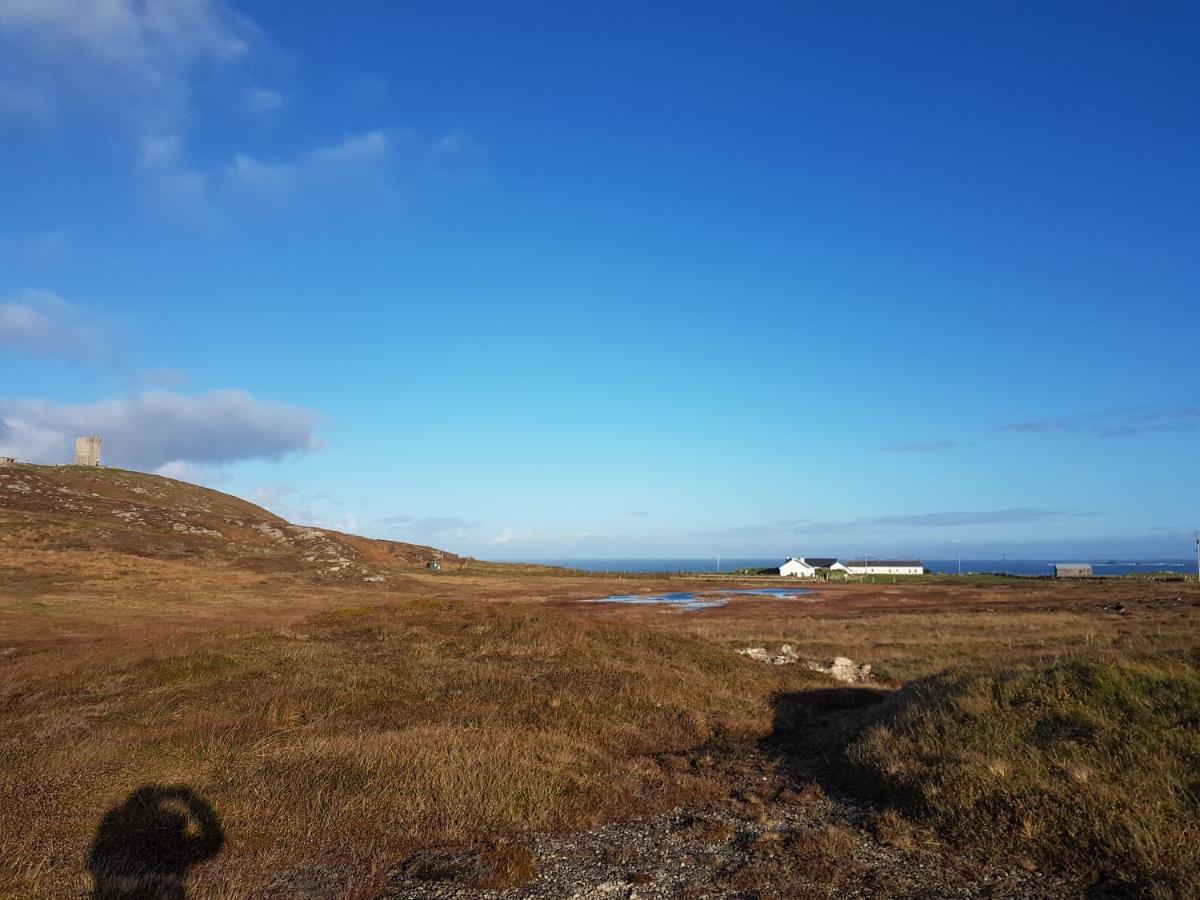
[[384, 788, 1074, 899]]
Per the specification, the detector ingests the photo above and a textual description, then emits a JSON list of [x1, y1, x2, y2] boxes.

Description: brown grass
[[681, 815, 735, 846], [0, 596, 825, 897], [846, 654, 1200, 896]]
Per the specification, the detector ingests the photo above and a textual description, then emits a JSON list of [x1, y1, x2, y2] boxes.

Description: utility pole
[[1195, 532, 1199, 583]]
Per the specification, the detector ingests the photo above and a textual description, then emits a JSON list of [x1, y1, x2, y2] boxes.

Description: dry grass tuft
[[864, 808, 922, 851], [477, 843, 537, 890], [785, 824, 860, 880], [846, 654, 1200, 895], [681, 815, 735, 846]]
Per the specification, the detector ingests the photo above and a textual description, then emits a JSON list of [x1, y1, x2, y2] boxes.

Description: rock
[[737, 647, 774, 662], [737, 648, 871, 680], [737, 645, 803, 665], [807, 657, 871, 682]]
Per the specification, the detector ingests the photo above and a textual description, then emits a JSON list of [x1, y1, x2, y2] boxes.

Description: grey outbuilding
[[1053, 563, 1093, 577]]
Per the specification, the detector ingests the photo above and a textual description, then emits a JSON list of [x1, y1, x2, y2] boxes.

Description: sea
[[525, 558, 1198, 577]]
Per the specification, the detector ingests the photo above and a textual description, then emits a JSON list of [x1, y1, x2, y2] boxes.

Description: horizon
[[2, 2, 1197, 559], [511, 555, 1197, 562]]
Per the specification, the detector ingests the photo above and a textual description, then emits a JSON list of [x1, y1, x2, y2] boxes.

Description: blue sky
[[1, 1, 1197, 559]]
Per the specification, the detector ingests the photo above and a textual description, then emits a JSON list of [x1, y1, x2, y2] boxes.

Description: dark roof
[[846, 559, 923, 567], [802, 558, 839, 568]]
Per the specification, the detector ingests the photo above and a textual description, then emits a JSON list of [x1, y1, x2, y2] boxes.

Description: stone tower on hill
[[75, 435, 102, 467]]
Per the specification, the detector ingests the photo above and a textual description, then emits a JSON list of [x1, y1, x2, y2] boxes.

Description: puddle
[[583, 588, 814, 610], [723, 589, 816, 599]]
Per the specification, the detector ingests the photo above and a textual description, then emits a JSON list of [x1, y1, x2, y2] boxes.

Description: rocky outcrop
[[736, 646, 871, 682]]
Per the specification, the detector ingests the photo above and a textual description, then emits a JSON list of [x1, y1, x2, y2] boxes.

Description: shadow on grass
[[88, 786, 223, 900], [760, 682, 1160, 899], [759, 686, 895, 796]]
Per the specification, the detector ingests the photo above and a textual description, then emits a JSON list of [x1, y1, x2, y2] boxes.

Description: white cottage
[[778, 557, 815, 577], [778, 557, 843, 577]]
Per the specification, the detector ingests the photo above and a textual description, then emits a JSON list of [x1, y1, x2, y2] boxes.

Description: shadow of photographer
[[88, 785, 224, 900]]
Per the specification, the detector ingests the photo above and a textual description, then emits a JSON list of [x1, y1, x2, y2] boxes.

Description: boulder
[[807, 657, 871, 682]]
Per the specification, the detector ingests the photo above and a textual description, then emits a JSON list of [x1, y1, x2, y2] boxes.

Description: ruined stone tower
[[75, 435, 102, 467]]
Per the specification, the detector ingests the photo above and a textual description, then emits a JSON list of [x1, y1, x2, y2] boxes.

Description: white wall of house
[[779, 558, 816, 577], [843, 564, 924, 575]]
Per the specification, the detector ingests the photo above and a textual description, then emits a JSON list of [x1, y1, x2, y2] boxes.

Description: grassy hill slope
[[0, 463, 458, 584]]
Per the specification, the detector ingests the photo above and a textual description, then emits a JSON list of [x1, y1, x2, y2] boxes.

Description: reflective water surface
[[584, 588, 815, 610]]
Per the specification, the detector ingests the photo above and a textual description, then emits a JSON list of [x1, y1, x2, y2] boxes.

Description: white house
[[843, 559, 924, 576], [778, 557, 845, 577], [778, 557, 815, 577]]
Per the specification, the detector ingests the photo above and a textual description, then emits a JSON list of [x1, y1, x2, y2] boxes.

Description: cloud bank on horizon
[[0, 389, 320, 471]]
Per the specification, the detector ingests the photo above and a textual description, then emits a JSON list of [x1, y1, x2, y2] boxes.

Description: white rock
[[806, 657, 871, 682]]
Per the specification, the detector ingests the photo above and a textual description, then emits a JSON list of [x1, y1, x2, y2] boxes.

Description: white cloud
[[1, 2, 480, 220], [332, 512, 359, 534], [243, 483, 361, 532], [244, 482, 318, 522], [134, 129, 403, 211], [0, 389, 320, 469], [378, 514, 480, 541], [153, 460, 230, 487], [0, 0, 252, 129], [488, 525, 598, 546], [490, 525, 532, 545], [0, 289, 114, 360], [307, 130, 391, 165], [240, 85, 285, 114], [246, 482, 296, 510], [429, 129, 483, 164], [0, 0, 248, 61], [226, 153, 292, 192], [137, 132, 213, 214], [226, 130, 395, 195], [140, 133, 184, 167]]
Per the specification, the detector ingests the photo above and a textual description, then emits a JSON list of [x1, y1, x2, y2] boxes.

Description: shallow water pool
[[583, 588, 814, 610]]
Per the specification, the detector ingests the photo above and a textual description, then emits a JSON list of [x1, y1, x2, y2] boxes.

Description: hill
[[0, 463, 459, 585]]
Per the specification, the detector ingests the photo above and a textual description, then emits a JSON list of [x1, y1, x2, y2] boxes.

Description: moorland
[[1, 463, 1197, 898]]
